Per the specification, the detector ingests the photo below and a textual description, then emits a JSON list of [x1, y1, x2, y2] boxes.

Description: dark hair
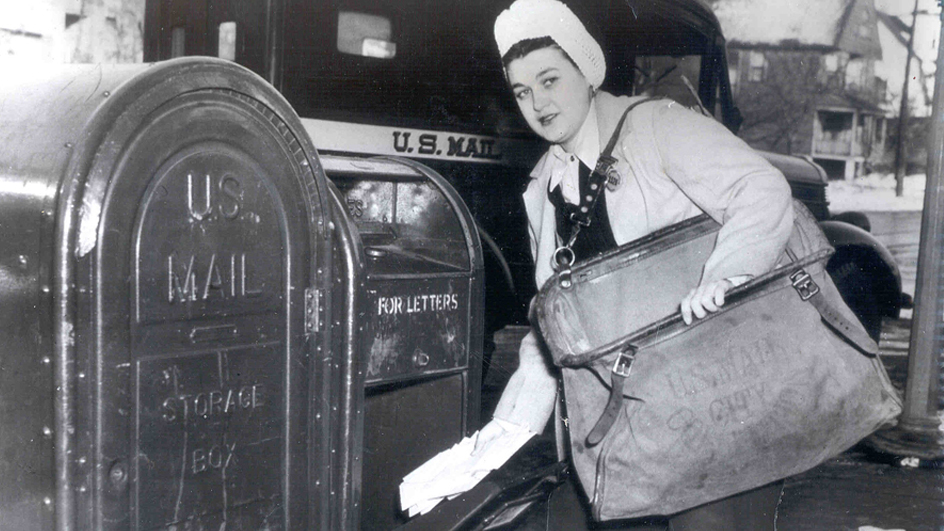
[[501, 37, 579, 70]]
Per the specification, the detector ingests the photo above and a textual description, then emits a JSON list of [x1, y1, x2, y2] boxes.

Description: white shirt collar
[[546, 103, 600, 204]]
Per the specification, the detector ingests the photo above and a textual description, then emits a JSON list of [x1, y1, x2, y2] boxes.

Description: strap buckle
[[790, 269, 820, 301], [612, 346, 637, 378]]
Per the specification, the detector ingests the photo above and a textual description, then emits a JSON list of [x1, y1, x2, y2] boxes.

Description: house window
[[846, 59, 864, 88], [218, 22, 236, 61], [728, 49, 740, 89], [823, 53, 839, 72], [820, 111, 853, 133], [171, 27, 185, 58], [337, 11, 396, 59], [748, 51, 766, 82], [875, 77, 887, 101]]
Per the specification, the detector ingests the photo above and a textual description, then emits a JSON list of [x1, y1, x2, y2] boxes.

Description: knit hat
[[494, 0, 606, 89]]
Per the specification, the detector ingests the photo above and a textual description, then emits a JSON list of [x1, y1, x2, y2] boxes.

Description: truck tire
[[827, 258, 883, 343]]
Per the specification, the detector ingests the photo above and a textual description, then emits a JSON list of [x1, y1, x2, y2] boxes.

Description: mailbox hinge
[[305, 288, 321, 335]]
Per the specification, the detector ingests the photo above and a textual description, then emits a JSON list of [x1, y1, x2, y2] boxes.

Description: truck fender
[[819, 220, 903, 340]]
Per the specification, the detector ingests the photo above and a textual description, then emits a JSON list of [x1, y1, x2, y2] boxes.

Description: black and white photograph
[[0, 0, 941, 529]]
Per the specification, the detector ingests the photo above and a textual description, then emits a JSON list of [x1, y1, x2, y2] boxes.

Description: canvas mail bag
[[532, 106, 901, 520]]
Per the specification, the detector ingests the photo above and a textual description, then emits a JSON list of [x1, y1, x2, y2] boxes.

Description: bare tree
[[735, 50, 829, 156]]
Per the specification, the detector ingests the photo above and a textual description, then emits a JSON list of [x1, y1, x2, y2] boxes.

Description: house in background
[[0, 0, 144, 65], [711, 0, 889, 180]]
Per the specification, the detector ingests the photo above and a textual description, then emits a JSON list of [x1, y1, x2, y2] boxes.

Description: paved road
[[865, 210, 922, 302]]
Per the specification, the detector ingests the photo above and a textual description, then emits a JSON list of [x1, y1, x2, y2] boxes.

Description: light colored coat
[[493, 92, 794, 433]]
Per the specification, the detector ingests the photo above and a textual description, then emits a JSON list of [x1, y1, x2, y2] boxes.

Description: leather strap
[[586, 348, 636, 446], [797, 273, 879, 356], [784, 249, 878, 355], [568, 97, 658, 229]]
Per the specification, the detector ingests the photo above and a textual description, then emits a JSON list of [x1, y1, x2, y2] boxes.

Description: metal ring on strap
[[553, 246, 575, 271], [553, 246, 576, 288]]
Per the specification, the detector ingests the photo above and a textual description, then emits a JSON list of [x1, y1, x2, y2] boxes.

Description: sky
[[876, 0, 941, 64]]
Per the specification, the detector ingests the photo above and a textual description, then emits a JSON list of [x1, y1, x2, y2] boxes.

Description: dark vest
[[548, 159, 618, 263]]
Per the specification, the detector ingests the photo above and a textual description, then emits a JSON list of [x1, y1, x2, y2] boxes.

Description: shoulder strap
[[567, 97, 659, 229]]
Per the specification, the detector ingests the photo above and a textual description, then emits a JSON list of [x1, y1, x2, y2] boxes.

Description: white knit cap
[[494, 0, 606, 89]]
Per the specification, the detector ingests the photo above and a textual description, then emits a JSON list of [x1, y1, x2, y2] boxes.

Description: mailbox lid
[[324, 156, 480, 277]]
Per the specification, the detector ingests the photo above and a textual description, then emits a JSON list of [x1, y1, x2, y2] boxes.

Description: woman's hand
[[681, 278, 734, 325], [472, 419, 509, 456]]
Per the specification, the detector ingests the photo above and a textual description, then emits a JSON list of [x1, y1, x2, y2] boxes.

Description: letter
[[393, 131, 411, 153], [219, 175, 241, 219], [239, 253, 263, 297], [378, 297, 386, 315], [168, 255, 199, 303], [162, 397, 177, 423], [223, 442, 237, 468], [447, 136, 466, 157], [462, 138, 480, 157], [210, 390, 223, 415], [224, 388, 237, 413], [192, 448, 207, 474], [202, 253, 225, 300], [230, 254, 237, 298], [194, 393, 209, 417], [477, 139, 500, 159], [395, 297, 403, 315], [179, 394, 192, 422], [665, 372, 688, 399], [187, 173, 213, 221], [347, 198, 364, 218], [733, 389, 749, 414], [418, 134, 437, 155], [252, 384, 265, 408], [239, 387, 252, 409], [208, 445, 223, 469], [420, 294, 429, 311], [452, 294, 459, 310], [709, 399, 726, 423]]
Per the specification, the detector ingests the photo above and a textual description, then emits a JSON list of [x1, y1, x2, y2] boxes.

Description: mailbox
[[323, 156, 485, 530], [0, 58, 344, 530]]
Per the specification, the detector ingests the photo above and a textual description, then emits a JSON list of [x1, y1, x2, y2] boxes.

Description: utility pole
[[869, 0, 944, 461], [894, 0, 921, 197]]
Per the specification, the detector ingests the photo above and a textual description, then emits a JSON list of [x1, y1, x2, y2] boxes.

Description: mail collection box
[[0, 58, 345, 530], [0, 57, 484, 531], [323, 156, 484, 531]]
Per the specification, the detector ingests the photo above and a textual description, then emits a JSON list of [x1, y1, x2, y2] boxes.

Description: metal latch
[[612, 346, 637, 378], [305, 288, 321, 335], [790, 269, 820, 301]]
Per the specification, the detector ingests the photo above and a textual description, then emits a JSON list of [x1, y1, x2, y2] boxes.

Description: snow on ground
[[827, 173, 927, 213]]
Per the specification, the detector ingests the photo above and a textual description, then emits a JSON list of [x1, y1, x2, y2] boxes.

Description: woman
[[474, 0, 794, 529]]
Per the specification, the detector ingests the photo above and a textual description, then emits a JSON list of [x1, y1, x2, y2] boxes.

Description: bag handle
[[782, 247, 878, 356], [552, 97, 659, 282]]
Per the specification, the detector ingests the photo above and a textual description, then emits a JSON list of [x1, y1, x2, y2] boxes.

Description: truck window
[[337, 11, 396, 59], [218, 21, 236, 61], [633, 55, 703, 108]]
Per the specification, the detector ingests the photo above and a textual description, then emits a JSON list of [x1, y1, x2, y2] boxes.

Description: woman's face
[[506, 46, 593, 151]]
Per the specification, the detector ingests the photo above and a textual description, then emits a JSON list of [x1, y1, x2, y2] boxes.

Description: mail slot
[[0, 58, 343, 530], [323, 156, 484, 530]]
